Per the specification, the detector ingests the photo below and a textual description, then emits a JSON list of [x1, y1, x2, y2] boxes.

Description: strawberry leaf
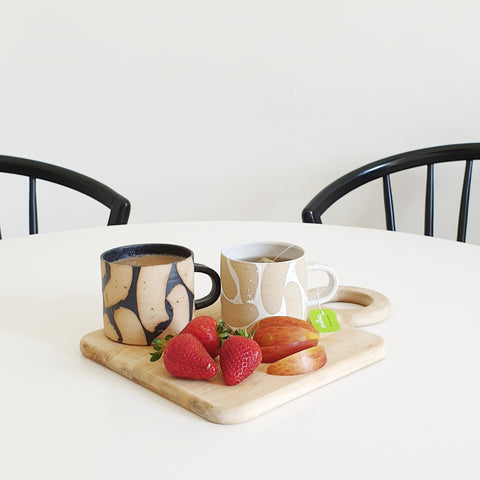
[[217, 319, 233, 343], [149, 351, 162, 362], [232, 328, 256, 339], [149, 335, 175, 361]]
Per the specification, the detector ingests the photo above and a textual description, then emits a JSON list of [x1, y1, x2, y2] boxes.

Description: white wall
[[1, 1, 480, 243]]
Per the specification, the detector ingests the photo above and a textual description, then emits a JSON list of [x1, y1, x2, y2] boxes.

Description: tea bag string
[[314, 266, 323, 309], [272, 244, 296, 262]]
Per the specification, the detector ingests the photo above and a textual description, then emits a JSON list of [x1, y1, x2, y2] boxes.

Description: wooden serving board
[[80, 286, 388, 425]]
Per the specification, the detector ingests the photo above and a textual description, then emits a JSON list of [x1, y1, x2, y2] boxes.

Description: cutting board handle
[[310, 285, 390, 327]]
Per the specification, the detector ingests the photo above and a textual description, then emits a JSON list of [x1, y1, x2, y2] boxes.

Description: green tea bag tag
[[309, 308, 340, 333]]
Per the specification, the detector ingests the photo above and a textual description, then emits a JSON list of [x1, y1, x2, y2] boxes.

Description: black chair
[[0, 155, 131, 238], [302, 143, 480, 242]]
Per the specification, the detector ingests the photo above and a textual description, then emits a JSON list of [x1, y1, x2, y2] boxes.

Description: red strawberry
[[219, 335, 262, 386], [163, 333, 218, 380], [180, 316, 222, 358]]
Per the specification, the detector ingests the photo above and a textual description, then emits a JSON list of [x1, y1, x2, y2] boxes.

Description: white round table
[[0, 221, 478, 479]]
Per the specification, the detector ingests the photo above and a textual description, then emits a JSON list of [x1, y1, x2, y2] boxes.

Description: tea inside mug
[[113, 254, 184, 267], [101, 243, 192, 266], [225, 242, 303, 263], [243, 255, 290, 263]]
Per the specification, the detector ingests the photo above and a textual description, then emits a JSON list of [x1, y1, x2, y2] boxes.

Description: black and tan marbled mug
[[101, 243, 221, 345], [220, 241, 339, 330]]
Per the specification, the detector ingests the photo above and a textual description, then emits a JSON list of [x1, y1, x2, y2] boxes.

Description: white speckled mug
[[220, 241, 338, 329], [101, 243, 221, 345]]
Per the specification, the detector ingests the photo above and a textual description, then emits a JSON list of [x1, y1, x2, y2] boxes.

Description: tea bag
[[259, 257, 274, 263], [259, 244, 296, 263]]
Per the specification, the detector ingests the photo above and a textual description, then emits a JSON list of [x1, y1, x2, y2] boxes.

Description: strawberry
[[219, 335, 262, 386], [162, 333, 218, 380], [180, 316, 224, 358]]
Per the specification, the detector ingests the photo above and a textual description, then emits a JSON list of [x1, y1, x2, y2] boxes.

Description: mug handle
[[307, 263, 339, 307], [194, 263, 221, 310]]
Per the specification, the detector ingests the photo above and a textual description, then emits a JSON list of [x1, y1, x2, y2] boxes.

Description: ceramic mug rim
[[101, 243, 193, 265], [221, 241, 304, 264]]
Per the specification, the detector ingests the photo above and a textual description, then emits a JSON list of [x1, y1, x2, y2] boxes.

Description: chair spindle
[[382, 174, 395, 230], [425, 164, 434, 237], [29, 177, 38, 235], [457, 160, 473, 242]]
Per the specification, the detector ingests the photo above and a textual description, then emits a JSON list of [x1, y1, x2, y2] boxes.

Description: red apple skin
[[253, 326, 319, 347], [253, 316, 318, 334], [260, 339, 319, 363], [253, 319, 320, 363], [266, 346, 327, 376]]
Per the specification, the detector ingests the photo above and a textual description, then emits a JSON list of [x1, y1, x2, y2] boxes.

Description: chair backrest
[[302, 143, 480, 242], [0, 155, 131, 238]]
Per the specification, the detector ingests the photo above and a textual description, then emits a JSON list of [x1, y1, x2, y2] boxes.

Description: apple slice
[[253, 316, 318, 334], [253, 325, 319, 347], [266, 346, 327, 376], [260, 340, 319, 363], [253, 321, 320, 363]]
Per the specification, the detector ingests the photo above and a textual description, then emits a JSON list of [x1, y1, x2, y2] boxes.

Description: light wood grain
[[80, 287, 387, 424]]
